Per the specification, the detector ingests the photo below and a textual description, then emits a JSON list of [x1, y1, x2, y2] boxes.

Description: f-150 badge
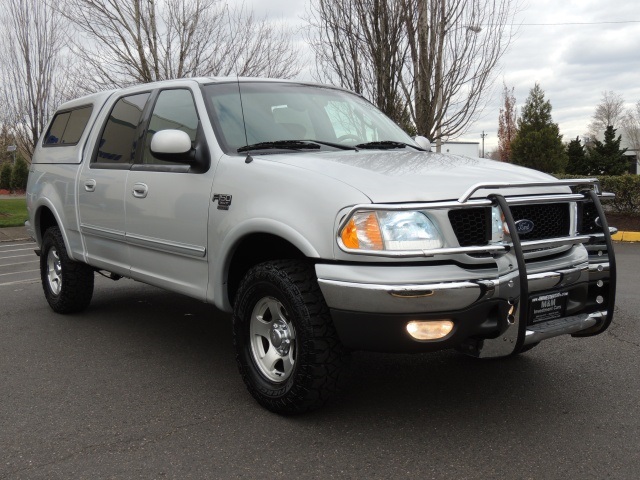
[[213, 194, 232, 210]]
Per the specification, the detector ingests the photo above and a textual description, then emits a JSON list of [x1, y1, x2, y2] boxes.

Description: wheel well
[[227, 233, 307, 306], [38, 207, 58, 241]]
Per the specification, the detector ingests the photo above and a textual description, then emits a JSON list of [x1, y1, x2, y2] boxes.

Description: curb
[[612, 231, 640, 242]]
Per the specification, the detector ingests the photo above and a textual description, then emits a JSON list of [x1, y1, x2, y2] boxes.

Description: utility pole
[[480, 131, 487, 158]]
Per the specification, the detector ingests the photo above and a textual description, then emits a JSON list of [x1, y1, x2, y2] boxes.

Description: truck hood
[[264, 150, 567, 203]]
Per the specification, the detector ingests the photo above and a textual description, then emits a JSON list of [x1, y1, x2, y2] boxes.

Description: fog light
[[406, 320, 454, 340]]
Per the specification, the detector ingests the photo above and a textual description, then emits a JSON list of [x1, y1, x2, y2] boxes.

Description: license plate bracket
[[529, 291, 569, 324]]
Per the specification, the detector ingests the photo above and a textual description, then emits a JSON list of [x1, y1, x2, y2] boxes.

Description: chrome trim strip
[[520, 235, 591, 249], [523, 311, 605, 345], [126, 233, 206, 258], [80, 223, 126, 242], [317, 279, 482, 313], [81, 224, 206, 258], [504, 193, 585, 205], [458, 179, 600, 203], [335, 240, 507, 258]]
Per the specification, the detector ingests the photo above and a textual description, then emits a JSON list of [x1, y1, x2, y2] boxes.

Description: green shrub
[[10, 158, 29, 191], [0, 162, 12, 190], [554, 173, 640, 214]]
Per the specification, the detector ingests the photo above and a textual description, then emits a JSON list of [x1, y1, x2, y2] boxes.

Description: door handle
[[132, 182, 149, 198], [84, 179, 96, 192]]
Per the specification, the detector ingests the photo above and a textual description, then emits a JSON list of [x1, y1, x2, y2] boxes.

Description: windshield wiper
[[354, 140, 426, 151], [237, 140, 321, 153], [302, 139, 358, 151]]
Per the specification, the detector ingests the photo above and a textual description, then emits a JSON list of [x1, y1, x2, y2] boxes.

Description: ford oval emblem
[[515, 219, 535, 234]]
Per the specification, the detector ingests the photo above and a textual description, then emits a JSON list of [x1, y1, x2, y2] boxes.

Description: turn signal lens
[[341, 218, 360, 249], [340, 211, 383, 250], [406, 320, 454, 340]]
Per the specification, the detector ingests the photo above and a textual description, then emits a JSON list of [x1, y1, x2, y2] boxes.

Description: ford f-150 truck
[[26, 78, 616, 414]]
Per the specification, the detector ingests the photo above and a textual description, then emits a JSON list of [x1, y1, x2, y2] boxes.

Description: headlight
[[340, 211, 443, 251]]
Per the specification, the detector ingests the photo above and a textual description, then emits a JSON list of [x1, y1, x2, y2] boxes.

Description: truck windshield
[[203, 82, 416, 154]]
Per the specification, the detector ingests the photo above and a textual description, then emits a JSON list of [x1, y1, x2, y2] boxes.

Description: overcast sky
[[233, 0, 640, 151]]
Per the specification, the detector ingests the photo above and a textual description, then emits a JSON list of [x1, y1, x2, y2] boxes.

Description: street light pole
[[434, 25, 481, 153], [480, 131, 487, 158], [7, 145, 17, 165]]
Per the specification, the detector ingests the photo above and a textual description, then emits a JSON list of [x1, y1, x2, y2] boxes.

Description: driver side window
[[142, 89, 200, 165]]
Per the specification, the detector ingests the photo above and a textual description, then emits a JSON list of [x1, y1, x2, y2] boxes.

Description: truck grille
[[448, 208, 490, 246], [449, 203, 571, 246], [510, 203, 570, 240]]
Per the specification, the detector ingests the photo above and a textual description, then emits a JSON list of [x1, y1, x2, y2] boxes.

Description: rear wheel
[[233, 260, 349, 414], [40, 226, 94, 313]]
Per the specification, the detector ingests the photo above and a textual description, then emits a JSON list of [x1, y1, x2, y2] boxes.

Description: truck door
[[124, 87, 212, 300], [78, 92, 151, 275]]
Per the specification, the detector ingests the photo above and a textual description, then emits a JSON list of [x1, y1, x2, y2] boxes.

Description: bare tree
[[0, 0, 75, 161], [306, 0, 519, 146], [306, 0, 411, 129], [587, 91, 626, 138], [497, 81, 517, 162], [60, 0, 301, 91], [622, 100, 640, 157]]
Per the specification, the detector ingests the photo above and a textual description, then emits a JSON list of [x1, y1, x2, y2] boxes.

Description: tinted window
[[142, 89, 199, 165], [44, 106, 94, 146], [44, 112, 70, 145], [62, 106, 93, 144], [96, 93, 150, 164]]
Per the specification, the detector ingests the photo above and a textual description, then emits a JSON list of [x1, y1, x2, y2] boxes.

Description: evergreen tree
[[0, 163, 12, 190], [10, 158, 29, 191], [565, 137, 589, 174], [585, 125, 629, 175], [511, 83, 567, 173]]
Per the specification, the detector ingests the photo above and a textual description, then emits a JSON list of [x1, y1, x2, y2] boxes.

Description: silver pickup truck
[[26, 78, 616, 414]]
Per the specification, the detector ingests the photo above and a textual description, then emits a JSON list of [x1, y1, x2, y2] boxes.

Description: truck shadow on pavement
[[77, 279, 594, 430]]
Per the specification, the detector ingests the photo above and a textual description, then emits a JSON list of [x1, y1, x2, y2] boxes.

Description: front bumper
[[318, 187, 616, 357]]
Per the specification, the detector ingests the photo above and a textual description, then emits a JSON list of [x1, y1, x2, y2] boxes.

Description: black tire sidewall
[[233, 262, 324, 412], [41, 227, 65, 305], [40, 226, 94, 313]]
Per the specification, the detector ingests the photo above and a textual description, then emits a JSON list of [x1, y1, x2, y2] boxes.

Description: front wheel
[[40, 226, 94, 313], [233, 260, 349, 414]]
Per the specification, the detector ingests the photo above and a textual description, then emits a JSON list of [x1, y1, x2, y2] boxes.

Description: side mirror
[[150, 129, 193, 162], [413, 136, 433, 151]]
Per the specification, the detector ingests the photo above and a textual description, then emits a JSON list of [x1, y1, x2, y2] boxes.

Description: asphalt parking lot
[[1, 241, 639, 479]]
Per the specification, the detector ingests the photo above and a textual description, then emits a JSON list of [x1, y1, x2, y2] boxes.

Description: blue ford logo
[[515, 219, 535, 234]]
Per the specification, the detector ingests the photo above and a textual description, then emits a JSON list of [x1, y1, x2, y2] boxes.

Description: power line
[[518, 20, 640, 26]]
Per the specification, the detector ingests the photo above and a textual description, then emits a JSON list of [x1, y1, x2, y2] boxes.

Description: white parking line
[[0, 247, 36, 254], [0, 260, 39, 268], [0, 278, 39, 287], [0, 269, 39, 276], [0, 253, 36, 260], [0, 242, 36, 249]]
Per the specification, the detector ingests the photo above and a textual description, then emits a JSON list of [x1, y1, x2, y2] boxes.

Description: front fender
[[210, 219, 320, 312]]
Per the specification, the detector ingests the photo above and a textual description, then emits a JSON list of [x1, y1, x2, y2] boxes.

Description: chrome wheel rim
[[46, 247, 62, 296], [249, 296, 296, 383]]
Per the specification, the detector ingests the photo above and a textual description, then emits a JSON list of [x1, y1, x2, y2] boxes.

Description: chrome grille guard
[[337, 178, 617, 357]]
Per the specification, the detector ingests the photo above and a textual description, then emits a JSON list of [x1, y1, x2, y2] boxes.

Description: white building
[[438, 141, 480, 157]]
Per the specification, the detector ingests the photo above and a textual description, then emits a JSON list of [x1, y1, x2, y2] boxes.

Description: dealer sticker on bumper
[[529, 291, 569, 324]]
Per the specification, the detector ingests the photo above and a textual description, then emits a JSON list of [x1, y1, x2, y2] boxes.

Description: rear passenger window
[[95, 93, 150, 164], [44, 106, 93, 146]]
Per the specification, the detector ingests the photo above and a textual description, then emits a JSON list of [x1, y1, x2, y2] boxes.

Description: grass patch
[[0, 198, 28, 228]]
